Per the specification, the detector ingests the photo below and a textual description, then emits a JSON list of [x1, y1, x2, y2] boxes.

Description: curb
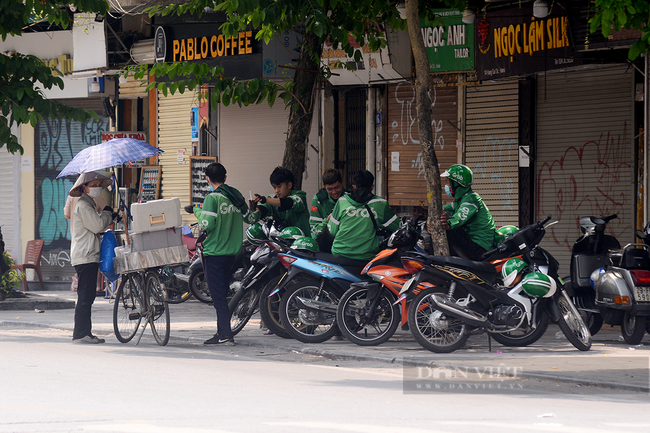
[[2, 319, 648, 393], [0, 295, 75, 311]]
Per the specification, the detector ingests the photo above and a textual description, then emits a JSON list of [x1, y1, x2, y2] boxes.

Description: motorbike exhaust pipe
[[429, 293, 490, 328], [295, 296, 338, 314]]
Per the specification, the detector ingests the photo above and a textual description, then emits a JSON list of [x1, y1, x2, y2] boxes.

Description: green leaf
[[628, 41, 644, 60], [16, 88, 24, 101]]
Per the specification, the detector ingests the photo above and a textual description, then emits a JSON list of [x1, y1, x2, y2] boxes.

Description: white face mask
[[87, 187, 102, 198]]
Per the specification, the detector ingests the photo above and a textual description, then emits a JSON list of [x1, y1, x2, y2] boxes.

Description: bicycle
[[113, 268, 170, 346]]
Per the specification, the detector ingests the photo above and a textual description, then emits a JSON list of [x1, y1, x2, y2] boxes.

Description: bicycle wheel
[[407, 287, 470, 353], [337, 285, 400, 346], [279, 277, 340, 343], [490, 308, 550, 347], [113, 274, 143, 343], [258, 275, 292, 339], [556, 291, 592, 351], [189, 268, 213, 304], [146, 272, 170, 346], [228, 285, 259, 336]]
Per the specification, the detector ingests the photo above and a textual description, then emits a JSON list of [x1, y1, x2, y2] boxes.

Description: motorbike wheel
[[228, 285, 259, 336], [189, 268, 213, 304], [407, 288, 470, 353], [621, 312, 647, 345], [490, 310, 550, 347], [279, 277, 340, 343], [166, 286, 192, 304], [258, 275, 292, 339], [556, 292, 592, 351], [336, 285, 400, 346]]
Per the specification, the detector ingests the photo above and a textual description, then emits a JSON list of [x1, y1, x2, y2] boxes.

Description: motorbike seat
[[420, 253, 499, 284]]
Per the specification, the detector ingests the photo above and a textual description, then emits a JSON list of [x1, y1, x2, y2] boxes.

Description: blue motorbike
[[275, 250, 368, 343]]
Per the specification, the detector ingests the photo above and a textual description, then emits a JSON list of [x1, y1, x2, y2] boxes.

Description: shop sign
[[101, 131, 147, 142], [155, 26, 166, 63], [476, 4, 580, 80], [421, 10, 475, 73]]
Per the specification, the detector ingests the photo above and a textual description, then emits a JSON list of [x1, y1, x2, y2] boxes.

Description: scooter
[[569, 215, 650, 344]]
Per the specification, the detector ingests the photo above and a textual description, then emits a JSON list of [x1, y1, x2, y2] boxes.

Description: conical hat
[[69, 172, 113, 197]]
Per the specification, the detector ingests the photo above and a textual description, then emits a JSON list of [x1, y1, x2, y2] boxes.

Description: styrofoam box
[[130, 228, 184, 252], [131, 197, 182, 233]]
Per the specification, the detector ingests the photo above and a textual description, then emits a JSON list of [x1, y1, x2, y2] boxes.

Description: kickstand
[[134, 319, 149, 346], [487, 333, 492, 352]]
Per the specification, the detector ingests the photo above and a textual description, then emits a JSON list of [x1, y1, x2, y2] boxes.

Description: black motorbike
[[399, 217, 592, 353]]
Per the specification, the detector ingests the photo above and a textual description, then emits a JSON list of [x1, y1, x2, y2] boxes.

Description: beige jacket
[[70, 194, 113, 266]]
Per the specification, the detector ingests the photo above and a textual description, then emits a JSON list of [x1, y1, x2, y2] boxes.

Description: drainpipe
[[367, 87, 376, 188], [645, 54, 649, 224]]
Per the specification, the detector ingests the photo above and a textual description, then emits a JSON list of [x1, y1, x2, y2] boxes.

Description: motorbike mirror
[[184, 205, 194, 214], [636, 230, 645, 240]]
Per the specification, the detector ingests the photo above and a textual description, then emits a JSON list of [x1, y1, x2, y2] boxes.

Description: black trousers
[[446, 228, 487, 261], [73, 262, 99, 339], [204, 255, 235, 337]]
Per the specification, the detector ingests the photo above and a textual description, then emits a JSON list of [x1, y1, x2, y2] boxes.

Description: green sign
[[421, 10, 475, 73]]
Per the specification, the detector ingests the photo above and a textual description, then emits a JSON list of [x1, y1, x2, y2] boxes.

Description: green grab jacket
[[443, 185, 497, 251], [309, 188, 339, 238], [327, 191, 400, 261], [253, 189, 311, 236], [194, 184, 257, 257]]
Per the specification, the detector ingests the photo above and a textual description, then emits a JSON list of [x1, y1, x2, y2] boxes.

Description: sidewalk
[[1, 291, 649, 393]]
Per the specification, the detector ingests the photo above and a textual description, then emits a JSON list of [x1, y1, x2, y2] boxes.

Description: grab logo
[[344, 207, 377, 219], [220, 203, 241, 214], [458, 207, 470, 221]]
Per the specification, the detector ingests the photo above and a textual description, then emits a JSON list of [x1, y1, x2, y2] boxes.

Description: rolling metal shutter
[[387, 82, 458, 207], [465, 79, 519, 228], [157, 90, 197, 227], [0, 153, 20, 259], [218, 100, 320, 207], [536, 65, 634, 273], [33, 98, 109, 282]]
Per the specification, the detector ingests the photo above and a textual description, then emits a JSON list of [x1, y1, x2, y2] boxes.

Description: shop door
[[536, 65, 635, 272], [386, 82, 458, 207], [344, 89, 367, 189], [465, 79, 520, 228]]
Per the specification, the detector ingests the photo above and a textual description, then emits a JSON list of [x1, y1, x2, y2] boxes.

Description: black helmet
[[387, 223, 416, 248]]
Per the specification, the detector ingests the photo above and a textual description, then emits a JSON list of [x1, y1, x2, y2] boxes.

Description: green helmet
[[441, 164, 473, 187], [245, 222, 266, 245], [291, 236, 319, 253], [495, 225, 519, 244], [279, 226, 304, 242], [521, 272, 557, 298], [501, 258, 527, 287]]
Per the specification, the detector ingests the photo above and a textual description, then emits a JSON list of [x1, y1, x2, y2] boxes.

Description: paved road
[[1, 291, 649, 393]]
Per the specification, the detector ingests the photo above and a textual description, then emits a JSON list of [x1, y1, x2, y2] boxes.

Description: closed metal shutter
[[536, 65, 634, 272], [465, 79, 519, 228], [0, 153, 20, 258], [157, 90, 197, 227], [387, 82, 458, 207], [33, 98, 109, 282], [218, 100, 320, 208]]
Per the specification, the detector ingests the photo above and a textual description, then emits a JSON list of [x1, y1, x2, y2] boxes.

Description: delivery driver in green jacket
[[250, 166, 311, 236], [328, 170, 400, 261], [194, 162, 257, 346], [310, 168, 345, 238], [433, 164, 497, 261]]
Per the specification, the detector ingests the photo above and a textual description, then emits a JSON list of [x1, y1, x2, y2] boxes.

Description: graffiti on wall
[[473, 136, 518, 225], [537, 124, 631, 251], [390, 83, 445, 179], [34, 116, 109, 281]]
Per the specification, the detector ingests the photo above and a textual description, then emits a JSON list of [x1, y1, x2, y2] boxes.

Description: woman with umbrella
[[69, 172, 120, 344]]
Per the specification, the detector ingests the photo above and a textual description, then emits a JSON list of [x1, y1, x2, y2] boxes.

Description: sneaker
[[204, 333, 235, 346], [72, 335, 105, 344]]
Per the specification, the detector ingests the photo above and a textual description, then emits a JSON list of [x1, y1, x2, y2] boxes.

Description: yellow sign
[[172, 31, 253, 62], [493, 16, 569, 61]]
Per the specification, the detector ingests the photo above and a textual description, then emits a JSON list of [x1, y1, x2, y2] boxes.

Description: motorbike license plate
[[634, 286, 650, 303]]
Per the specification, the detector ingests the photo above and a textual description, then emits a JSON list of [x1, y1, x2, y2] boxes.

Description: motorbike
[[567, 214, 650, 344], [227, 220, 297, 338], [398, 216, 592, 353], [336, 218, 436, 346]]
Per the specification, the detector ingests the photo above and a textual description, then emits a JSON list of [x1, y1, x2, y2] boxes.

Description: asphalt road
[[1, 327, 649, 433]]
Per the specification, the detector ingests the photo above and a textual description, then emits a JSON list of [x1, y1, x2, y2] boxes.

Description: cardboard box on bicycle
[[130, 197, 182, 233], [129, 228, 184, 252]]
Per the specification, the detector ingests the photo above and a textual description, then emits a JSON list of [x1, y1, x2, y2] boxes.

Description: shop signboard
[[101, 131, 147, 142], [421, 10, 475, 72], [475, 3, 580, 80]]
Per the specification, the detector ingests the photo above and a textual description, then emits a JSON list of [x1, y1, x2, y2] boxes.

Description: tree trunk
[[282, 29, 322, 190], [405, 0, 449, 255]]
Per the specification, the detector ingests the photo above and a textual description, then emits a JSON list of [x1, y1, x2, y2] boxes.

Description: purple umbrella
[[56, 138, 164, 178]]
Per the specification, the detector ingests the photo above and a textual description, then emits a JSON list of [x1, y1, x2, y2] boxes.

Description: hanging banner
[[476, 3, 581, 80], [421, 10, 475, 73]]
